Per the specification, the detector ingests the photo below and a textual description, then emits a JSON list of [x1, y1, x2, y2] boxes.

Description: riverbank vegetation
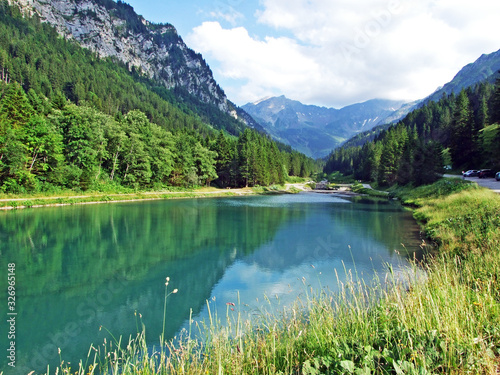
[[0, 183, 307, 210], [47, 178, 499, 374]]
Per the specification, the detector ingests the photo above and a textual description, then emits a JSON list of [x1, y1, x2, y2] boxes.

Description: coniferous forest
[[324, 78, 500, 186], [0, 3, 316, 194]]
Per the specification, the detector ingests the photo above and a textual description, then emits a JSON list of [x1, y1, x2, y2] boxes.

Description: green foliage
[[394, 178, 476, 207], [0, 1, 243, 135], [325, 79, 500, 186], [351, 182, 389, 198], [0, 82, 312, 192], [0, 4, 317, 193]]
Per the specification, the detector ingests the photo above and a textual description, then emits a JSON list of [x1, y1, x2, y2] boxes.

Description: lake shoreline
[[9, 179, 499, 374], [2, 187, 413, 374], [0, 184, 373, 210], [0, 191, 242, 210]]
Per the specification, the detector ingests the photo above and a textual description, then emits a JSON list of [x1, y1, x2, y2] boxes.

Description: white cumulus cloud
[[187, 0, 500, 108]]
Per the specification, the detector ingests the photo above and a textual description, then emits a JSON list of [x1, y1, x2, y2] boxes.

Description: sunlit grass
[[0, 191, 241, 209]]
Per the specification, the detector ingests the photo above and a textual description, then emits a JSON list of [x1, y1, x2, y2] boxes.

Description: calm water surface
[[0, 193, 423, 373]]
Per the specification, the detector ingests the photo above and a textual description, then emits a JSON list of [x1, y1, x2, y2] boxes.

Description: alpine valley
[[242, 96, 415, 159], [2, 0, 500, 192], [243, 49, 500, 159]]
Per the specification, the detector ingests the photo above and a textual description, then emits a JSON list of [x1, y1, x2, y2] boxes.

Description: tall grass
[[51, 181, 500, 374]]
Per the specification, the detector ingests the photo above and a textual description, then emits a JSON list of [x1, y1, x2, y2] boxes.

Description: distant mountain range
[[340, 48, 500, 152], [242, 96, 413, 158], [244, 48, 500, 159]]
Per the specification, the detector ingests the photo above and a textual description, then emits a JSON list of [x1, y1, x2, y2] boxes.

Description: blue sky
[[124, 0, 275, 38], [124, 0, 500, 108]]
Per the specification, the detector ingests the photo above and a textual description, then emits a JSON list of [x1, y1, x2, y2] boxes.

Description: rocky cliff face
[[10, 0, 230, 112]]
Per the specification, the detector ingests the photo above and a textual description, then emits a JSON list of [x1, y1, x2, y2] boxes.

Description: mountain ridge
[[249, 48, 500, 159], [8, 0, 263, 132], [331, 48, 500, 153], [424, 48, 500, 104], [242, 96, 410, 159]]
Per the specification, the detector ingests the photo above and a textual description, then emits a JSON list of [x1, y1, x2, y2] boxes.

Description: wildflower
[[226, 302, 235, 306], [173, 288, 178, 293]]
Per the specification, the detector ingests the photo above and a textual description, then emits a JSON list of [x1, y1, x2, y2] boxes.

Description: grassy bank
[[0, 185, 305, 210], [0, 190, 236, 209], [50, 179, 499, 374]]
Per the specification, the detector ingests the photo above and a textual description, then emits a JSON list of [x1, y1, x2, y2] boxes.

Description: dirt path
[[0, 183, 311, 210], [0, 188, 253, 203]]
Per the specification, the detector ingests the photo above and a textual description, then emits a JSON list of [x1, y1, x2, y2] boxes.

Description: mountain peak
[[253, 96, 273, 105], [12, 0, 231, 112], [242, 96, 410, 159]]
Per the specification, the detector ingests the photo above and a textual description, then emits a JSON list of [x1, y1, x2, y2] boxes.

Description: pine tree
[[213, 131, 233, 187], [0, 82, 34, 128], [237, 129, 253, 187], [450, 90, 477, 169], [491, 76, 500, 124]]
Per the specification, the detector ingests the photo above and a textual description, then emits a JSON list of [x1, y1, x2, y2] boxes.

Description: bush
[[397, 178, 476, 207]]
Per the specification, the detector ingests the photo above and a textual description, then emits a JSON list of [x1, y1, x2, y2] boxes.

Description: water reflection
[[0, 193, 423, 374]]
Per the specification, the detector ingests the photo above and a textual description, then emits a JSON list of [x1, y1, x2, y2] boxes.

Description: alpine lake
[[0, 192, 425, 373]]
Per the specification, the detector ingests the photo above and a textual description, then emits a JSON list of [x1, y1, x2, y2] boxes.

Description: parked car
[[495, 171, 500, 181], [462, 170, 479, 177], [478, 169, 495, 178]]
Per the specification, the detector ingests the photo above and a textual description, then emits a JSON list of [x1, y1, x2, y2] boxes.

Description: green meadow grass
[[50, 180, 500, 374]]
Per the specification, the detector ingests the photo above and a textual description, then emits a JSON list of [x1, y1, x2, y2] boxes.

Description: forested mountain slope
[[0, 3, 316, 193], [323, 50, 500, 157], [324, 78, 500, 186], [6, 0, 264, 134], [425, 48, 500, 104]]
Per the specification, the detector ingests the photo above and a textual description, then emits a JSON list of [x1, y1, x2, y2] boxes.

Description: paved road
[[445, 174, 500, 193], [464, 177, 500, 193]]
